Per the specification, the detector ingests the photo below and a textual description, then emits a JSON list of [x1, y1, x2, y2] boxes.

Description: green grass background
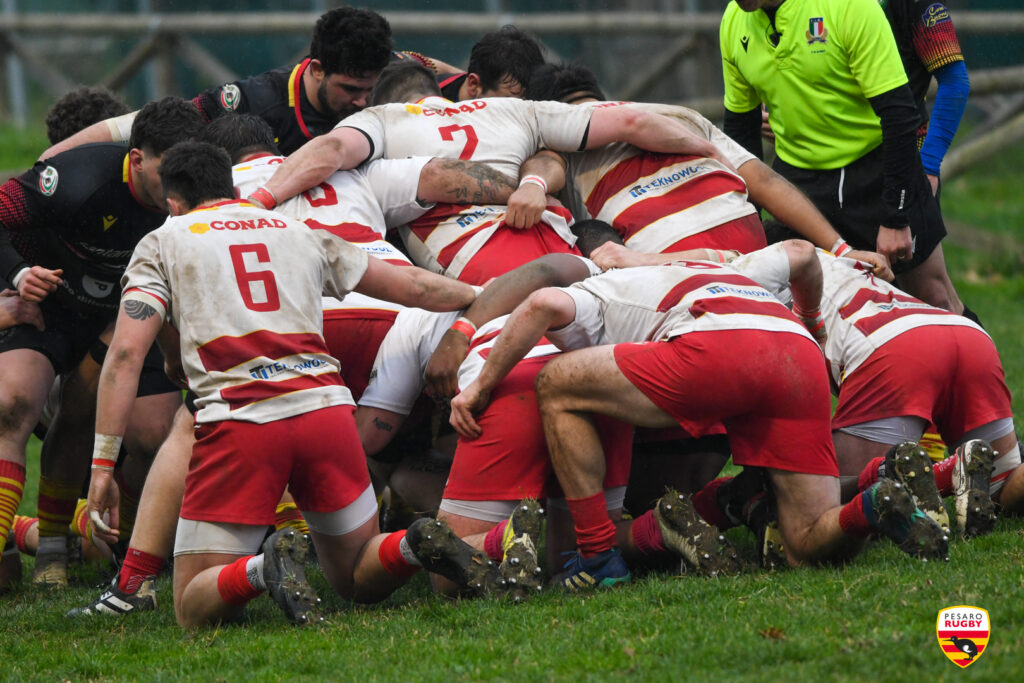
[[2, 125, 1023, 681]]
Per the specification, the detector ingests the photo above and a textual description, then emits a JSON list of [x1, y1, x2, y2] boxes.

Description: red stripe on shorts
[[198, 330, 329, 373]]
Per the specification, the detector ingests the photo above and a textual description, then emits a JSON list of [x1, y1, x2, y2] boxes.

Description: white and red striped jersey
[[456, 315, 561, 391], [122, 199, 368, 424], [563, 102, 756, 254], [730, 244, 985, 386], [340, 97, 594, 280], [232, 153, 429, 263], [546, 260, 813, 351]]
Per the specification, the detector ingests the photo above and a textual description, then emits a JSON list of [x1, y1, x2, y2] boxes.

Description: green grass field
[[1, 126, 1023, 681]]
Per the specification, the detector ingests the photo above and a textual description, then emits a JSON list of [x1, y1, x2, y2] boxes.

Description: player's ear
[[128, 148, 145, 171], [309, 59, 325, 82], [165, 195, 187, 217], [464, 73, 483, 98]]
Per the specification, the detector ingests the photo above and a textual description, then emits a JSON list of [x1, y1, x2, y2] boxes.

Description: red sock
[[691, 477, 734, 529], [857, 457, 884, 492], [566, 492, 617, 558], [36, 475, 78, 541], [377, 530, 420, 578], [838, 491, 873, 538], [0, 461, 26, 554], [12, 516, 35, 554], [118, 547, 167, 593], [483, 520, 507, 563], [630, 510, 665, 555], [216, 555, 262, 605], [934, 456, 956, 497]]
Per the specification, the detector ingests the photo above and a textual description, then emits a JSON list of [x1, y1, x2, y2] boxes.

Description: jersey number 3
[[229, 243, 281, 312], [438, 124, 478, 160]]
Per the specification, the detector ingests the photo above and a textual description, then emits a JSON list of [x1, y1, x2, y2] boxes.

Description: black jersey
[[0, 143, 166, 316], [884, 0, 965, 137]]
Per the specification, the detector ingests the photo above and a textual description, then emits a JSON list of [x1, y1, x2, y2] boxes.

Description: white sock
[[991, 444, 1021, 496], [246, 554, 266, 590], [37, 535, 66, 556], [398, 535, 421, 567]]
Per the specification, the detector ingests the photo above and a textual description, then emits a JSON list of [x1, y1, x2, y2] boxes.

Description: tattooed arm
[[416, 158, 517, 205]]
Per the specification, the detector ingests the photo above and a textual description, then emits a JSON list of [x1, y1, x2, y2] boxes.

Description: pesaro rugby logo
[[38, 166, 58, 196], [937, 605, 989, 668]]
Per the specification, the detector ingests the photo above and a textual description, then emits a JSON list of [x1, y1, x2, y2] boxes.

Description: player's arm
[[585, 107, 729, 167], [416, 158, 517, 205], [588, 242, 739, 271], [867, 85, 919, 264], [252, 127, 372, 209], [450, 287, 576, 438], [0, 289, 44, 331], [0, 179, 64, 302], [88, 291, 164, 543], [737, 158, 894, 281], [37, 110, 137, 161], [425, 253, 592, 399], [506, 150, 568, 229], [354, 256, 477, 312], [782, 240, 827, 346], [355, 407, 406, 456]]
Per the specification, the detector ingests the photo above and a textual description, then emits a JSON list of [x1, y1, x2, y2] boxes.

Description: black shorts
[[0, 300, 110, 375], [89, 339, 180, 397], [773, 145, 946, 274]]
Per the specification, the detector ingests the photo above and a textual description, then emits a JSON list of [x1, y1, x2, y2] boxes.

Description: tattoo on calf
[[124, 299, 158, 321]]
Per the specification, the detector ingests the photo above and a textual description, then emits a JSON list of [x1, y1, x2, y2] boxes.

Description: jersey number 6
[[229, 243, 281, 312], [438, 124, 479, 160]]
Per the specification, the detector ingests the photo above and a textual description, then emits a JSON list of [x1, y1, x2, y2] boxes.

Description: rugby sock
[[483, 521, 508, 562], [857, 457, 884, 492], [115, 471, 140, 536], [933, 456, 956, 497], [70, 499, 93, 542], [838, 488, 874, 538], [216, 555, 264, 606], [274, 501, 310, 535], [566, 492, 617, 558], [36, 475, 78, 547], [991, 444, 1021, 496], [13, 515, 35, 554], [118, 548, 166, 593], [691, 477, 734, 529], [0, 461, 26, 565], [378, 530, 421, 577], [629, 509, 664, 555]]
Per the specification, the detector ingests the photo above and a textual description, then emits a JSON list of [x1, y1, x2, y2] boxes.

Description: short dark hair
[[310, 7, 393, 78], [524, 63, 606, 103], [467, 25, 544, 94], [158, 141, 234, 210], [370, 63, 442, 106], [45, 86, 129, 144], [129, 97, 205, 156], [572, 219, 623, 259], [200, 114, 280, 163]]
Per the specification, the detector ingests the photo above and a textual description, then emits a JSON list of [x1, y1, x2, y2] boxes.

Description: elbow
[[783, 239, 817, 278]]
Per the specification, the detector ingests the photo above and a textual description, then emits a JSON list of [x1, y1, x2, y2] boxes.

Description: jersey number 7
[[229, 243, 281, 312], [438, 124, 479, 160]]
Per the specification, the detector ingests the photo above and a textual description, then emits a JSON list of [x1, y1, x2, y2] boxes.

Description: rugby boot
[[32, 548, 68, 589], [262, 529, 323, 626], [66, 576, 156, 617], [0, 535, 22, 593], [717, 467, 769, 528], [406, 517, 503, 597], [882, 441, 950, 535], [557, 548, 630, 592], [747, 494, 787, 570], [866, 479, 948, 560], [655, 489, 742, 576], [953, 439, 998, 538], [497, 499, 545, 602]]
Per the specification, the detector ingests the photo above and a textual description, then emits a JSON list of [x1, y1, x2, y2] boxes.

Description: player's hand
[[86, 469, 121, 545], [760, 106, 775, 142], [17, 266, 63, 302], [590, 242, 648, 270], [505, 184, 547, 229], [449, 382, 491, 439], [846, 250, 894, 282], [0, 289, 44, 331], [425, 328, 471, 400], [927, 174, 940, 196], [876, 225, 913, 266]]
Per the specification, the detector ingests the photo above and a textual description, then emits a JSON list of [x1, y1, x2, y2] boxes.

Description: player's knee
[[534, 364, 570, 410], [0, 393, 37, 440]]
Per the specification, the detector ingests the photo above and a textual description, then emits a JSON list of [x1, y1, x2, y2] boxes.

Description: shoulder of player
[[209, 63, 294, 116], [21, 143, 131, 206]]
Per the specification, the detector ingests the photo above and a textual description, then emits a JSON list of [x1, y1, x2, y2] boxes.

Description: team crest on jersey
[[220, 84, 241, 111], [38, 166, 58, 196], [923, 3, 951, 28], [806, 17, 828, 44], [937, 606, 989, 668], [189, 222, 211, 234]]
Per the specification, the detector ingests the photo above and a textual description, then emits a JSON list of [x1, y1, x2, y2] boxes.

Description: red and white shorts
[[832, 325, 1012, 445], [180, 405, 371, 526], [322, 309, 398, 402], [442, 355, 634, 504], [662, 213, 767, 255], [614, 329, 838, 476]]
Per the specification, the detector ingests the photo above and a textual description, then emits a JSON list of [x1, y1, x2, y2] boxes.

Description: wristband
[[519, 175, 547, 193], [248, 187, 278, 210], [92, 434, 123, 471], [11, 266, 29, 290], [830, 238, 852, 258], [449, 316, 477, 341]]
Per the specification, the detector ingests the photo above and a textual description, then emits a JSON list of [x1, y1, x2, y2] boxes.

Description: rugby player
[[436, 25, 545, 101]]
